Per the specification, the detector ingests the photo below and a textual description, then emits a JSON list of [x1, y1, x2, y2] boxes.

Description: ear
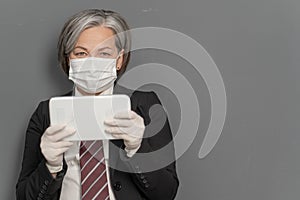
[[116, 49, 125, 71]]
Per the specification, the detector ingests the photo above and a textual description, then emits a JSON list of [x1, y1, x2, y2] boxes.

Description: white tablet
[[49, 95, 131, 141]]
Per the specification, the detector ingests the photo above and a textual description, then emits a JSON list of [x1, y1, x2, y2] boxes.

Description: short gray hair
[[57, 9, 131, 76]]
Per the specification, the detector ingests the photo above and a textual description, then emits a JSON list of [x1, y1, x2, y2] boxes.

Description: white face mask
[[68, 57, 117, 93]]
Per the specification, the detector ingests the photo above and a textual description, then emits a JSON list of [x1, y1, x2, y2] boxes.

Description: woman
[[16, 9, 179, 200]]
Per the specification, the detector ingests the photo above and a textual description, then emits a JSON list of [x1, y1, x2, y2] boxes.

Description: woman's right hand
[[40, 124, 76, 169]]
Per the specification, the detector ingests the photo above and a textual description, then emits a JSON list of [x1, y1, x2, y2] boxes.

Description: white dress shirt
[[59, 86, 116, 200]]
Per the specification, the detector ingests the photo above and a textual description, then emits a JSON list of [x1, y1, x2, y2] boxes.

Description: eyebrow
[[73, 46, 88, 51], [96, 46, 113, 51], [73, 46, 113, 51]]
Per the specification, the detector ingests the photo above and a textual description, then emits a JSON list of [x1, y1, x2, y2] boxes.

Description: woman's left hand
[[104, 110, 145, 152]]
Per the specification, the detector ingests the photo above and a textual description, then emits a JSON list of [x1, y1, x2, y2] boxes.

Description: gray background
[[1, 0, 299, 199]]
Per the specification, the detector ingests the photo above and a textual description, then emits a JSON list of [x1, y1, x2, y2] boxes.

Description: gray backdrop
[[1, 0, 299, 199]]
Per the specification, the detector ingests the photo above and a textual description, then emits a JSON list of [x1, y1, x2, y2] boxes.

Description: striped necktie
[[79, 140, 110, 200]]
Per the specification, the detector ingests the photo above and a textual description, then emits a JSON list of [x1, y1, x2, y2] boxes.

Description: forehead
[[75, 26, 116, 50]]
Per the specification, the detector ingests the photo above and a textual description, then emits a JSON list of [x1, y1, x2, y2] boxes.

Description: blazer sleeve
[[16, 101, 67, 200], [119, 91, 179, 200]]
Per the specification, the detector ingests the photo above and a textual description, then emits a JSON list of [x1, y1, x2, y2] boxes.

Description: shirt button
[[113, 181, 122, 191]]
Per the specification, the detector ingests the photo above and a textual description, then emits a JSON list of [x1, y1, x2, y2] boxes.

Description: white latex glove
[[104, 110, 145, 156], [40, 124, 75, 171]]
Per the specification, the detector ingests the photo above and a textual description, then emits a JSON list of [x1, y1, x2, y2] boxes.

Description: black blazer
[[16, 86, 179, 200]]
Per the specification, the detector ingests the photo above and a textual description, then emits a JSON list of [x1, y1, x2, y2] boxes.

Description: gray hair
[[57, 9, 131, 76]]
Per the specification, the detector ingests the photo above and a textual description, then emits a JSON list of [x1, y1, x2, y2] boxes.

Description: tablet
[[49, 95, 131, 141]]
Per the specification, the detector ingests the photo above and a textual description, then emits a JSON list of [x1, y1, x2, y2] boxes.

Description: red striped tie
[[79, 140, 110, 200]]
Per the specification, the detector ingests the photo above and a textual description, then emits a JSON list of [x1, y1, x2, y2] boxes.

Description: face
[[69, 26, 124, 96], [69, 26, 124, 70]]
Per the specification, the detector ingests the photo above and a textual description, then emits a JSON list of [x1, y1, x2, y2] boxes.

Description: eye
[[74, 51, 88, 58], [98, 52, 112, 58]]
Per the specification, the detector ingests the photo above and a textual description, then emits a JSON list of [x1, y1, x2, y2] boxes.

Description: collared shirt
[[59, 86, 116, 200]]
